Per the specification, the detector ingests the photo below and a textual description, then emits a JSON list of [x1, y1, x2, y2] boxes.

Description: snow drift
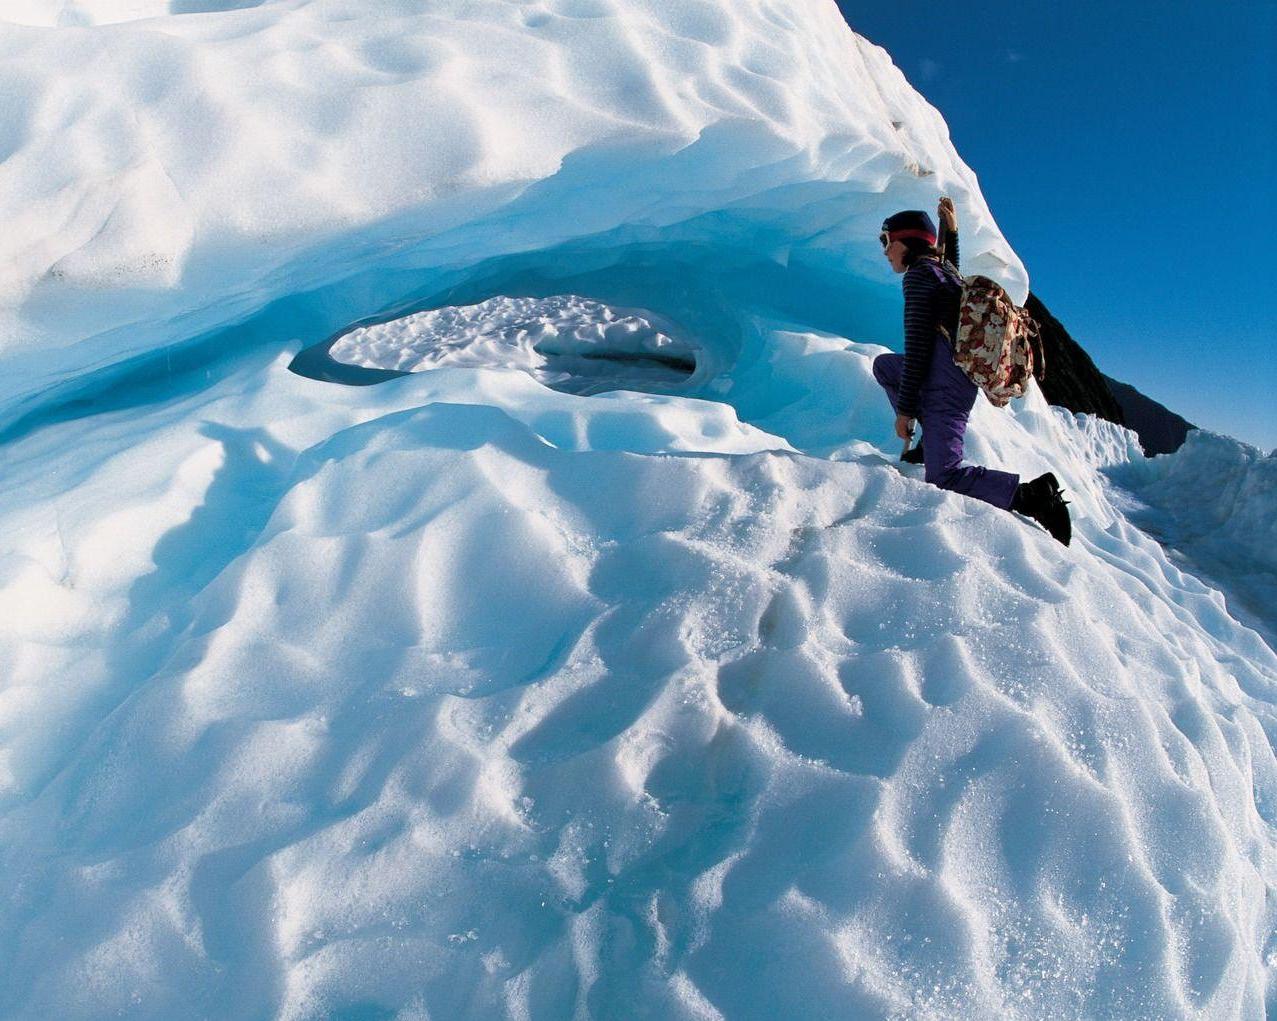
[[2, 2, 1275, 1019]]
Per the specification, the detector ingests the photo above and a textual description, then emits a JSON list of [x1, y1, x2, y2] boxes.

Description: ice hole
[[323, 295, 700, 397]]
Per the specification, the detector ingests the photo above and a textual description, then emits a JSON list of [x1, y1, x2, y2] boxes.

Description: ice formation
[[0, 0, 1026, 431], [1, 2, 1274, 1019], [1071, 415, 1277, 649]]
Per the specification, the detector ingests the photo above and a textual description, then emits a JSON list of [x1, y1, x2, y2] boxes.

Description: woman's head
[[880, 210, 940, 273]]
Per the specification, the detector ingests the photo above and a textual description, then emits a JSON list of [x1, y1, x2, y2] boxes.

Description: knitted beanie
[[881, 210, 937, 247]]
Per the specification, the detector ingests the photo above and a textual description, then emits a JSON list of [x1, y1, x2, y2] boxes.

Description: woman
[[871, 199, 1072, 546]]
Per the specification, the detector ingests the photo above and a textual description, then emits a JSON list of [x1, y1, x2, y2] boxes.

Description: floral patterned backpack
[[936, 262, 1046, 407]]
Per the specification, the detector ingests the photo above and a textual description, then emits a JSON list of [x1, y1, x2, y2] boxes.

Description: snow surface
[[2, 2, 1276, 1020]]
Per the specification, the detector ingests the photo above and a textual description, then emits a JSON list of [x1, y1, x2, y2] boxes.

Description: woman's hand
[[895, 414, 916, 441], [937, 196, 957, 233]]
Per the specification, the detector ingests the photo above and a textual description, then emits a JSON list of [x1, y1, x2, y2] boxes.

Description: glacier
[[1, 2, 1275, 1019]]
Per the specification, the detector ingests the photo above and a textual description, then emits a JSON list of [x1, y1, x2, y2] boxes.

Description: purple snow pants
[[873, 337, 1019, 510]]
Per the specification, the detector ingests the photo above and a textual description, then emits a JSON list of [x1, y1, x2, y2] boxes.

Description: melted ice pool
[[327, 294, 700, 397]]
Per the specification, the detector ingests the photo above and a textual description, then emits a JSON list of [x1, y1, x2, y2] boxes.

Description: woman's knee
[[872, 352, 900, 385]]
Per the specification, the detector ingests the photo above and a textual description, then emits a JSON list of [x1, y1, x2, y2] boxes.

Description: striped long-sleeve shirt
[[896, 232, 962, 418]]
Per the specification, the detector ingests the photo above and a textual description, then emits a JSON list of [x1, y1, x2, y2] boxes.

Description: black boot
[[1011, 472, 1072, 546]]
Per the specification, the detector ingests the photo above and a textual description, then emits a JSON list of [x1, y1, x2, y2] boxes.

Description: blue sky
[[837, 2, 1277, 452]]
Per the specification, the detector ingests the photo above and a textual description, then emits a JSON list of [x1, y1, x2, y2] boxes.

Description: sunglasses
[[879, 232, 892, 249]]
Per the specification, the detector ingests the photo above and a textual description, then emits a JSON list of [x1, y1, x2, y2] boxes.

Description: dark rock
[[1025, 293, 1125, 424], [1026, 292, 1195, 456], [1101, 375, 1197, 456]]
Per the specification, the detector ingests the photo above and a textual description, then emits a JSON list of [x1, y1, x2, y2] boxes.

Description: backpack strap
[[918, 254, 963, 289], [1028, 318, 1047, 382]]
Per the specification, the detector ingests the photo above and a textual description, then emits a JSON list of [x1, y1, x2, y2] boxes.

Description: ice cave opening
[[293, 294, 702, 399]]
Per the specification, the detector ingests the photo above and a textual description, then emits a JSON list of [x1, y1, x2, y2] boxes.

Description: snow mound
[[4, 335, 1277, 1019], [2, 2, 1276, 1019]]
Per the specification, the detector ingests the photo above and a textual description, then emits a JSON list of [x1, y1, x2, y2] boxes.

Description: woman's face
[[882, 235, 908, 274]]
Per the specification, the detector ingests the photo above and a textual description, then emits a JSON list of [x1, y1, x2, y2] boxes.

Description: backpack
[[929, 257, 1045, 407]]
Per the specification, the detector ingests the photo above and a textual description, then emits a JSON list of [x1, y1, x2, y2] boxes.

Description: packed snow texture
[[2, 2, 1276, 1020]]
